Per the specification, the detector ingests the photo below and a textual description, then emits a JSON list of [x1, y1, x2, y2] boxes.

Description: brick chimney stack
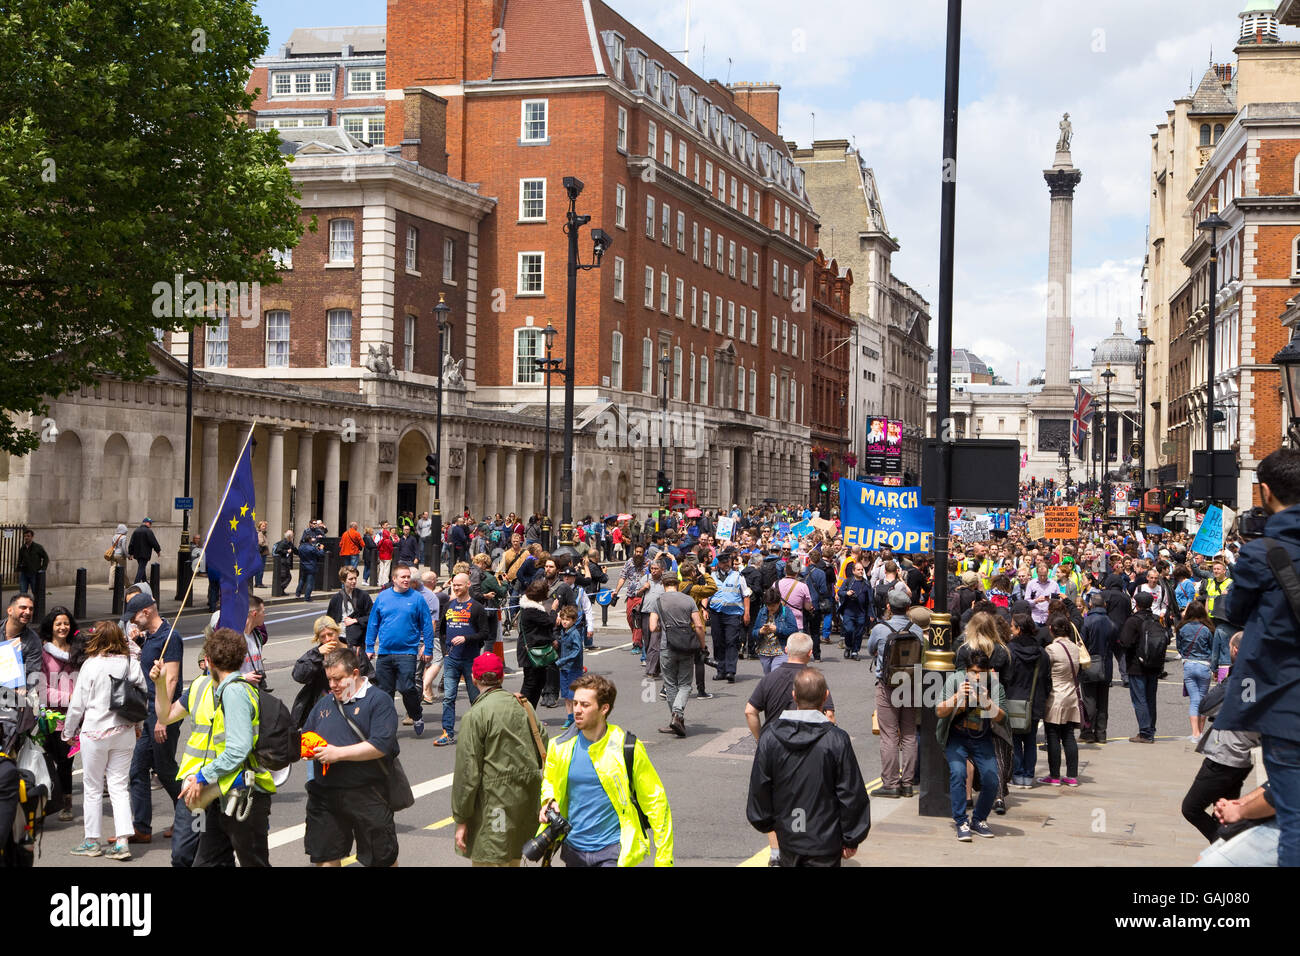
[[401, 87, 449, 173], [726, 81, 781, 136]]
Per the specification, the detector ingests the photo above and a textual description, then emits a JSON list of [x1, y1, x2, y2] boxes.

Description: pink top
[[42, 644, 78, 710]]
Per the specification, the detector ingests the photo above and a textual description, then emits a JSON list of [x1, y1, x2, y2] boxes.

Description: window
[[644, 266, 655, 308], [650, 63, 662, 100], [675, 278, 685, 319], [784, 207, 791, 235], [769, 373, 777, 418], [716, 234, 724, 273], [611, 331, 624, 389], [728, 241, 736, 278], [664, 72, 677, 107], [740, 246, 748, 284], [742, 183, 750, 216], [782, 318, 788, 352], [794, 212, 801, 240], [403, 314, 415, 371], [661, 203, 671, 245], [612, 35, 625, 79], [521, 100, 548, 142], [617, 107, 628, 151], [517, 252, 544, 295], [347, 68, 386, 93], [715, 295, 722, 331], [676, 211, 685, 252], [615, 184, 627, 229], [273, 72, 291, 95], [771, 315, 778, 349], [648, 120, 657, 160], [700, 356, 709, 405], [341, 113, 384, 144], [690, 286, 697, 325], [773, 199, 781, 230], [790, 379, 798, 422], [274, 70, 333, 95], [752, 251, 759, 288], [702, 293, 711, 330], [519, 178, 546, 221], [673, 347, 683, 400], [645, 196, 655, 238], [729, 177, 737, 209], [270, 247, 292, 269], [692, 222, 699, 260], [783, 264, 790, 298], [717, 169, 726, 202], [403, 230, 418, 274], [694, 154, 700, 184], [751, 315, 757, 346], [327, 309, 352, 367], [265, 311, 289, 368], [737, 362, 746, 410], [703, 228, 712, 267], [664, 130, 673, 168], [748, 368, 756, 413], [328, 218, 354, 263], [443, 238, 455, 282], [1292, 234, 1300, 277], [705, 161, 714, 193], [678, 141, 687, 175], [772, 259, 780, 293], [514, 328, 543, 384], [689, 352, 696, 403], [727, 301, 735, 336], [642, 338, 654, 393], [205, 315, 229, 368], [791, 324, 798, 355], [660, 271, 670, 313], [613, 256, 625, 301], [1214, 123, 1225, 142], [739, 306, 747, 341]]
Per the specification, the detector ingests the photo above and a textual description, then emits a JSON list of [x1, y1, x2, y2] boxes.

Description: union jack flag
[[1072, 386, 1095, 459]]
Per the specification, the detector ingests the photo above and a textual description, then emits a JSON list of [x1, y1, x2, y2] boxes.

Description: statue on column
[[1056, 113, 1073, 152], [442, 353, 465, 389]]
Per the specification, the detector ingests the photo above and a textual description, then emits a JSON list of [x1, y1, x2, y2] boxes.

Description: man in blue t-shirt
[[434, 572, 490, 746], [127, 593, 183, 843]]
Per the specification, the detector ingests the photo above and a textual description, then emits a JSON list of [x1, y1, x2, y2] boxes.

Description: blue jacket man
[[298, 541, 323, 602], [1217, 448, 1300, 867], [1080, 597, 1117, 743]]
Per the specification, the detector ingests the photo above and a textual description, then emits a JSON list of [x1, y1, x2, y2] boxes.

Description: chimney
[[726, 81, 781, 136], [400, 87, 449, 173]]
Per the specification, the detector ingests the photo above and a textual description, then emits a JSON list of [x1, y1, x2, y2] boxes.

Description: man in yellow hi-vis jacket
[[539, 674, 673, 866]]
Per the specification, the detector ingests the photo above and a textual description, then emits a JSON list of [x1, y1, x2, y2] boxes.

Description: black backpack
[[218, 678, 301, 772], [1134, 617, 1168, 671], [880, 620, 925, 679], [759, 559, 779, 592]]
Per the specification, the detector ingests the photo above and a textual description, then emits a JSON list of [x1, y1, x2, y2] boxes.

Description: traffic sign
[[174, 497, 194, 511]]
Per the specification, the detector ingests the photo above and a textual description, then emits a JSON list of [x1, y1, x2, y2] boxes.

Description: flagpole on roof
[[158, 419, 259, 657]]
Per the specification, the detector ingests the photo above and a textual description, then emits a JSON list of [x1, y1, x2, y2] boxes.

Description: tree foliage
[[0, 0, 304, 454]]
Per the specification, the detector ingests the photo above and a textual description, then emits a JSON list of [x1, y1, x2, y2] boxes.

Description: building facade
[[807, 251, 854, 487]]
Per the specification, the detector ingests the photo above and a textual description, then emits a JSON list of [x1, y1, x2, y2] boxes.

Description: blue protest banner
[[1191, 505, 1224, 557], [776, 522, 791, 537], [838, 478, 935, 553], [791, 519, 813, 539]]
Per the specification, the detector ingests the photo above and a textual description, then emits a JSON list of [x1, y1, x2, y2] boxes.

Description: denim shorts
[[559, 666, 584, 700]]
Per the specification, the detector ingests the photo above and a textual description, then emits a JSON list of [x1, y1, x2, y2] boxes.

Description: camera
[[1237, 506, 1269, 540], [522, 806, 571, 863]]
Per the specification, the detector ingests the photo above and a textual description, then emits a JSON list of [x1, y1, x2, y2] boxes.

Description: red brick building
[[807, 251, 853, 490]]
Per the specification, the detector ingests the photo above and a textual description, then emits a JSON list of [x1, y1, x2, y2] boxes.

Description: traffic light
[[816, 459, 830, 495], [425, 453, 439, 488], [656, 470, 669, 495]]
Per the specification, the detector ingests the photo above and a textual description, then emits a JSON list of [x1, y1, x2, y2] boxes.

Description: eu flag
[[205, 440, 264, 631]]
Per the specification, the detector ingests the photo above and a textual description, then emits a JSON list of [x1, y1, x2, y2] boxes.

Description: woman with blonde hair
[[955, 611, 1014, 815], [61, 621, 146, 860], [291, 615, 360, 728]]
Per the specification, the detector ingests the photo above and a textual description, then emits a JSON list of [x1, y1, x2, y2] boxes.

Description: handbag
[[109, 659, 148, 724], [525, 639, 559, 668], [341, 709, 414, 812], [1006, 656, 1041, 733]]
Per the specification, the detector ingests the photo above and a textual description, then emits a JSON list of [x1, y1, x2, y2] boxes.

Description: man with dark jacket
[[1115, 590, 1162, 743], [804, 553, 829, 662], [747, 667, 869, 867], [1103, 573, 1133, 688], [298, 539, 323, 602], [397, 527, 422, 568], [448, 517, 470, 567], [327, 566, 374, 651], [129, 518, 161, 584], [1080, 592, 1118, 743]]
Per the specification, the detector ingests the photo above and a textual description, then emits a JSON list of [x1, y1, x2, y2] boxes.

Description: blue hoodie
[[366, 585, 434, 656]]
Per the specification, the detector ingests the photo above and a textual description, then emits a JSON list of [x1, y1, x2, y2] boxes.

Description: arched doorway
[[50, 431, 83, 524], [396, 428, 434, 524]]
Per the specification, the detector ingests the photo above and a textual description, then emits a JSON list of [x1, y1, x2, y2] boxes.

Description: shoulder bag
[[109, 658, 148, 725], [1005, 657, 1041, 733], [1054, 638, 1091, 730], [341, 707, 414, 812], [514, 692, 547, 767]]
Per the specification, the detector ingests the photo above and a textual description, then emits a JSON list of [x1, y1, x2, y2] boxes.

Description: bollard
[[34, 569, 46, 621], [149, 563, 161, 605], [271, 553, 284, 597], [73, 568, 88, 621], [601, 601, 608, 627], [112, 565, 126, 616]]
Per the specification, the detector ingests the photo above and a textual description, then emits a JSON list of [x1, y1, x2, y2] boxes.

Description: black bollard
[[112, 565, 126, 616], [271, 553, 284, 597], [34, 569, 46, 621], [149, 563, 161, 604], [601, 600, 608, 627], [73, 568, 87, 621]]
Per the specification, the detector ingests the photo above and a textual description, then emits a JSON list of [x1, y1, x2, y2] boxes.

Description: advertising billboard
[[865, 418, 903, 476]]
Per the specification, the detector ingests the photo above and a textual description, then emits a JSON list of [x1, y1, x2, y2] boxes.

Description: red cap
[[472, 653, 505, 681]]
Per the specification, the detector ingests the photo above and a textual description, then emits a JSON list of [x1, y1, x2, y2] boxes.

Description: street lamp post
[[558, 176, 610, 560], [176, 327, 196, 599], [658, 348, 671, 523], [1199, 197, 1229, 502], [432, 293, 451, 571], [1274, 335, 1300, 446], [535, 322, 565, 552], [1101, 364, 1116, 521], [1135, 324, 1154, 489]]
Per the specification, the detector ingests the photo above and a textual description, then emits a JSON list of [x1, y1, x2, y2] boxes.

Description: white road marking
[[588, 642, 633, 657], [267, 771, 454, 849]]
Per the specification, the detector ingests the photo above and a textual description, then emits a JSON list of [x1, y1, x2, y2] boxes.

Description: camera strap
[[1260, 538, 1300, 626]]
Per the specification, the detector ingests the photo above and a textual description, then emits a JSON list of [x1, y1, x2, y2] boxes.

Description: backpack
[[881, 620, 925, 679], [759, 559, 779, 592], [1134, 617, 1168, 672], [219, 678, 300, 772]]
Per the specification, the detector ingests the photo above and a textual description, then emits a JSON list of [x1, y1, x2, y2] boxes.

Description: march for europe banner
[[205, 439, 264, 631], [838, 478, 935, 553]]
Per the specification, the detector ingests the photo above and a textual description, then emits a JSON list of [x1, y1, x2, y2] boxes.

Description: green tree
[[0, 0, 305, 454]]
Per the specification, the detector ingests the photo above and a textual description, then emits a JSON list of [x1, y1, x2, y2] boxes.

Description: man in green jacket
[[451, 653, 547, 866]]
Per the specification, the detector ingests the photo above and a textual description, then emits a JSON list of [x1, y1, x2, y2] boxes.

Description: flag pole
[[158, 420, 259, 658]]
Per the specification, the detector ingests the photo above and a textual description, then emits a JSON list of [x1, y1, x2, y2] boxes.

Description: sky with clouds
[[254, 0, 1276, 382]]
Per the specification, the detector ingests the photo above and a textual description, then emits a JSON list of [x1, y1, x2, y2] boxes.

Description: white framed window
[[328, 218, 354, 263], [703, 228, 712, 267], [794, 212, 801, 239], [265, 311, 289, 368], [514, 327, 543, 384], [739, 306, 747, 341], [737, 362, 746, 411], [784, 207, 791, 234], [644, 266, 654, 308], [773, 199, 781, 230], [521, 100, 548, 142], [752, 252, 759, 288], [673, 346, 683, 400], [645, 196, 655, 238], [705, 161, 714, 193], [791, 323, 798, 355], [702, 293, 711, 330], [205, 315, 229, 368], [676, 211, 686, 252], [611, 35, 625, 80], [270, 247, 292, 270], [341, 113, 384, 144], [715, 234, 724, 273], [615, 184, 627, 229], [715, 295, 722, 333], [443, 237, 455, 282], [717, 168, 726, 202], [405, 226, 419, 272], [748, 368, 756, 413], [790, 378, 798, 422], [650, 63, 662, 100], [689, 352, 696, 403], [642, 337, 654, 393], [660, 271, 670, 313], [347, 68, 386, 94], [664, 130, 673, 167], [769, 372, 777, 418], [771, 315, 778, 350], [782, 318, 789, 352], [274, 70, 334, 96], [694, 154, 700, 184], [783, 264, 790, 298], [403, 314, 416, 371], [327, 309, 352, 367], [750, 315, 757, 345], [617, 106, 628, 151], [772, 258, 780, 293], [692, 222, 699, 261], [700, 356, 709, 404], [611, 331, 624, 389], [517, 252, 544, 295], [661, 203, 671, 245], [729, 177, 737, 209], [690, 286, 698, 325], [613, 256, 625, 301], [728, 240, 736, 278], [273, 72, 292, 96], [740, 246, 748, 284], [648, 120, 657, 159], [675, 278, 685, 319], [678, 141, 687, 175], [742, 183, 750, 217], [519, 178, 546, 221], [727, 301, 735, 337], [1292, 234, 1300, 277]]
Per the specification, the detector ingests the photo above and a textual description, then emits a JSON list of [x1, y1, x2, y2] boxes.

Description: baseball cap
[[125, 593, 156, 616], [472, 653, 505, 681], [961, 570, 979, 587], [141, 517, 152, 524], [887, 589, 911, 611]]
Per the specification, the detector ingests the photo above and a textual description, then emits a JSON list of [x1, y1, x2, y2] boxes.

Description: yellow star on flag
[[229, 517, 239, 531], [240, 504, 250, 516], [251, 510, 257, 522], [234, 564, 243, 577]]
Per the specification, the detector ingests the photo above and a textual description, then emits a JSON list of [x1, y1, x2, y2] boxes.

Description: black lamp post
[[1101, 364, 1116, 517], [1275, 335, 1300, 446], [658, 348, 671, 523], [1135, 323, 1154, 489], [176, 326, 195, 599], [432, 293, 451, 571], [534, 322, 565, 552], [557, 176, 610, 562], [1199, 196, 1229, 497]]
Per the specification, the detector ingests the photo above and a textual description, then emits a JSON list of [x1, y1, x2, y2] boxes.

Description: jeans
[[300, 571, 317, 602], [1080, 679, 1109, 739], [130, 717, 182, 834], [80, 732, 134, 842], [842, 609, 866, 654], [711, 613, 743, 678], [1195, 821, 1281, 867], [134, 559, 150, 584], [644, 628, 661, 678], [374, 654, 422, 722], [875, 681, 918, 789], [1181, 758, 1252, 843], [661, 643, 693, 718], [1044, 722, 1078, 779], [1128, 672, 1158, 740], [1183, 660, 1212, 716], [822, 611, 834, 643], [17, 571, 35, 595], [1262, 734, 1300, 867], [560, 840, 620, 867], [945, 731, 998, 825], [171, 796, 208, 866], [1012, 725, 1038, 779], [207, 574, 220, 612], [441, 655, 480, 736], [193, 791, 271, 867], [806, 610, 822, 660]]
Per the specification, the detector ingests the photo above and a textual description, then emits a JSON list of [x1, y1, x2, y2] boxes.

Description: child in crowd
[[555, 605, 585, 730]]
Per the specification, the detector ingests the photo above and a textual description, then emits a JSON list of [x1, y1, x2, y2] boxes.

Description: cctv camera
[[563, 176, 585, 199]]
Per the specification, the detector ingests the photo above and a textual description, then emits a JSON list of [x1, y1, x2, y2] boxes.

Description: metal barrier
[[0, 523, 25, 589]]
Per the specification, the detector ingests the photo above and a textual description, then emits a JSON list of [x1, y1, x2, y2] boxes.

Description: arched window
[[1200, 124, 1212, 147], [1214, 124, 1225, 142]]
